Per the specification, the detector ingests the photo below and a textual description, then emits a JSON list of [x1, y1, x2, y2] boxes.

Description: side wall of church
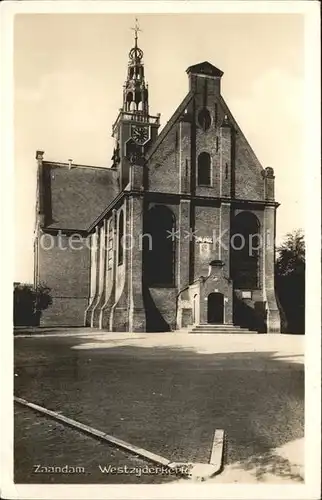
[[99, 213, 117, 329], [110, 202, 129, 331], [35, 232, 90, 326]]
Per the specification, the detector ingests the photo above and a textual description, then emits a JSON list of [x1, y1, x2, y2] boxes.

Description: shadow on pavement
[[14, 337, 304, 484]]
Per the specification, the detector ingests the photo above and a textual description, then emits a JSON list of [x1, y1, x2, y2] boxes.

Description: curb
[[14, 331, 108, 339], [14, 396, 225, 481], [14, 397, 175, 470]]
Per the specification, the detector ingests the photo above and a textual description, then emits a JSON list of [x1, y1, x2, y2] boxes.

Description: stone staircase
[[188, 324, 258, 334]]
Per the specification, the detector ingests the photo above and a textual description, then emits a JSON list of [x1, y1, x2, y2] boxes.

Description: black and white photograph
[[0, 1, 320, 499]]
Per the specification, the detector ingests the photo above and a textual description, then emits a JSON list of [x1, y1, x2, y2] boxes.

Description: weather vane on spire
[[131, 18, 142, 47]]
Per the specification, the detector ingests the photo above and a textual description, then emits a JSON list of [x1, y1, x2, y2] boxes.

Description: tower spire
[[131, 18, 141, 48], [123, 19, 148, 116], [111, 21, 160, 172]]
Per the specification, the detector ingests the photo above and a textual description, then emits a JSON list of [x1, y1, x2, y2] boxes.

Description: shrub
[[14, 283, 52, 326], [276, 230, 305, 334]]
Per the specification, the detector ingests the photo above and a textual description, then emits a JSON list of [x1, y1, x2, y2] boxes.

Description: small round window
[[198, 108, 211, 131]]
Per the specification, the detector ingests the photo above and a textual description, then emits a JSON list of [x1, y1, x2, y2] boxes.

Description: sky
[[14, 12, 304, 283]]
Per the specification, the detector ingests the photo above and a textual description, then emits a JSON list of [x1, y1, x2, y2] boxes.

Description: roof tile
[[41, 162, 119, 231]]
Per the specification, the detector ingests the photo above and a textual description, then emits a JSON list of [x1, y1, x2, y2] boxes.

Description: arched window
[[144, 206, 175, 286], [118, 210, 124, 265], [198, 108, 211, 131], [107, 219, 114, 271], [130, 101, 136, 112], [230, 212, 260, 289], [197, 152, 211, 186]]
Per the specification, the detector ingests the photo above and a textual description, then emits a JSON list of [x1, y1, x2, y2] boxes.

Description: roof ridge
[[219, 95, 264, 171], [43, 161, 115, 172]]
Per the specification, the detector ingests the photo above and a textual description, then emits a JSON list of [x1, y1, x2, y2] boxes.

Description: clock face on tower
[[131, 125, 150, 145]]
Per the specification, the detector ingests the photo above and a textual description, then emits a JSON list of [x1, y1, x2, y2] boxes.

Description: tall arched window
[[197, 108, 211, 131], [230, 212, 260, 289], [118, 210, 124, 265], [198, 152, 211, 186], [107, 219, 114, 271], [144, 206, 175, 286]]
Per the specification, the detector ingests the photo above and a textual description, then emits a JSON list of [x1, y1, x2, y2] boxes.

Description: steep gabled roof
[[145, 92, 194, 161], [218, 96, 264, 172], [40, 162, 119, 231], [186, 61, 224, 78]]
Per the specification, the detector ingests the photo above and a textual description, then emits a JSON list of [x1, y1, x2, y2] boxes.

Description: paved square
[[14, 331, 304, 483]]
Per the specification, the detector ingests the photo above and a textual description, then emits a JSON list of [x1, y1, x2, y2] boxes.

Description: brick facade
[[34, 48, 281, 333], [35, 232, 90, 326]]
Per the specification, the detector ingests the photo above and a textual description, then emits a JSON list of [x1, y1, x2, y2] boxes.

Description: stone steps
[[188, 324, 258, 334]]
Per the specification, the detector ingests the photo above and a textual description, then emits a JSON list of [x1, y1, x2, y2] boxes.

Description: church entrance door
[[207, 293, 224, 324]]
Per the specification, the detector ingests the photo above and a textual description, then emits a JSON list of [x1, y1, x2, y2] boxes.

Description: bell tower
[[124, 20, 148, 116], [111, 19, 160, 188]]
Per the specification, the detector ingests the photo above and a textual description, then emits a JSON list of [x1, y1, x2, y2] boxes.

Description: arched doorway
[[207, 293, 224, 324]]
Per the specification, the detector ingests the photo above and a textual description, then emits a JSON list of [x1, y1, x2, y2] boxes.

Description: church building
[[34, 26, 281, 333]]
